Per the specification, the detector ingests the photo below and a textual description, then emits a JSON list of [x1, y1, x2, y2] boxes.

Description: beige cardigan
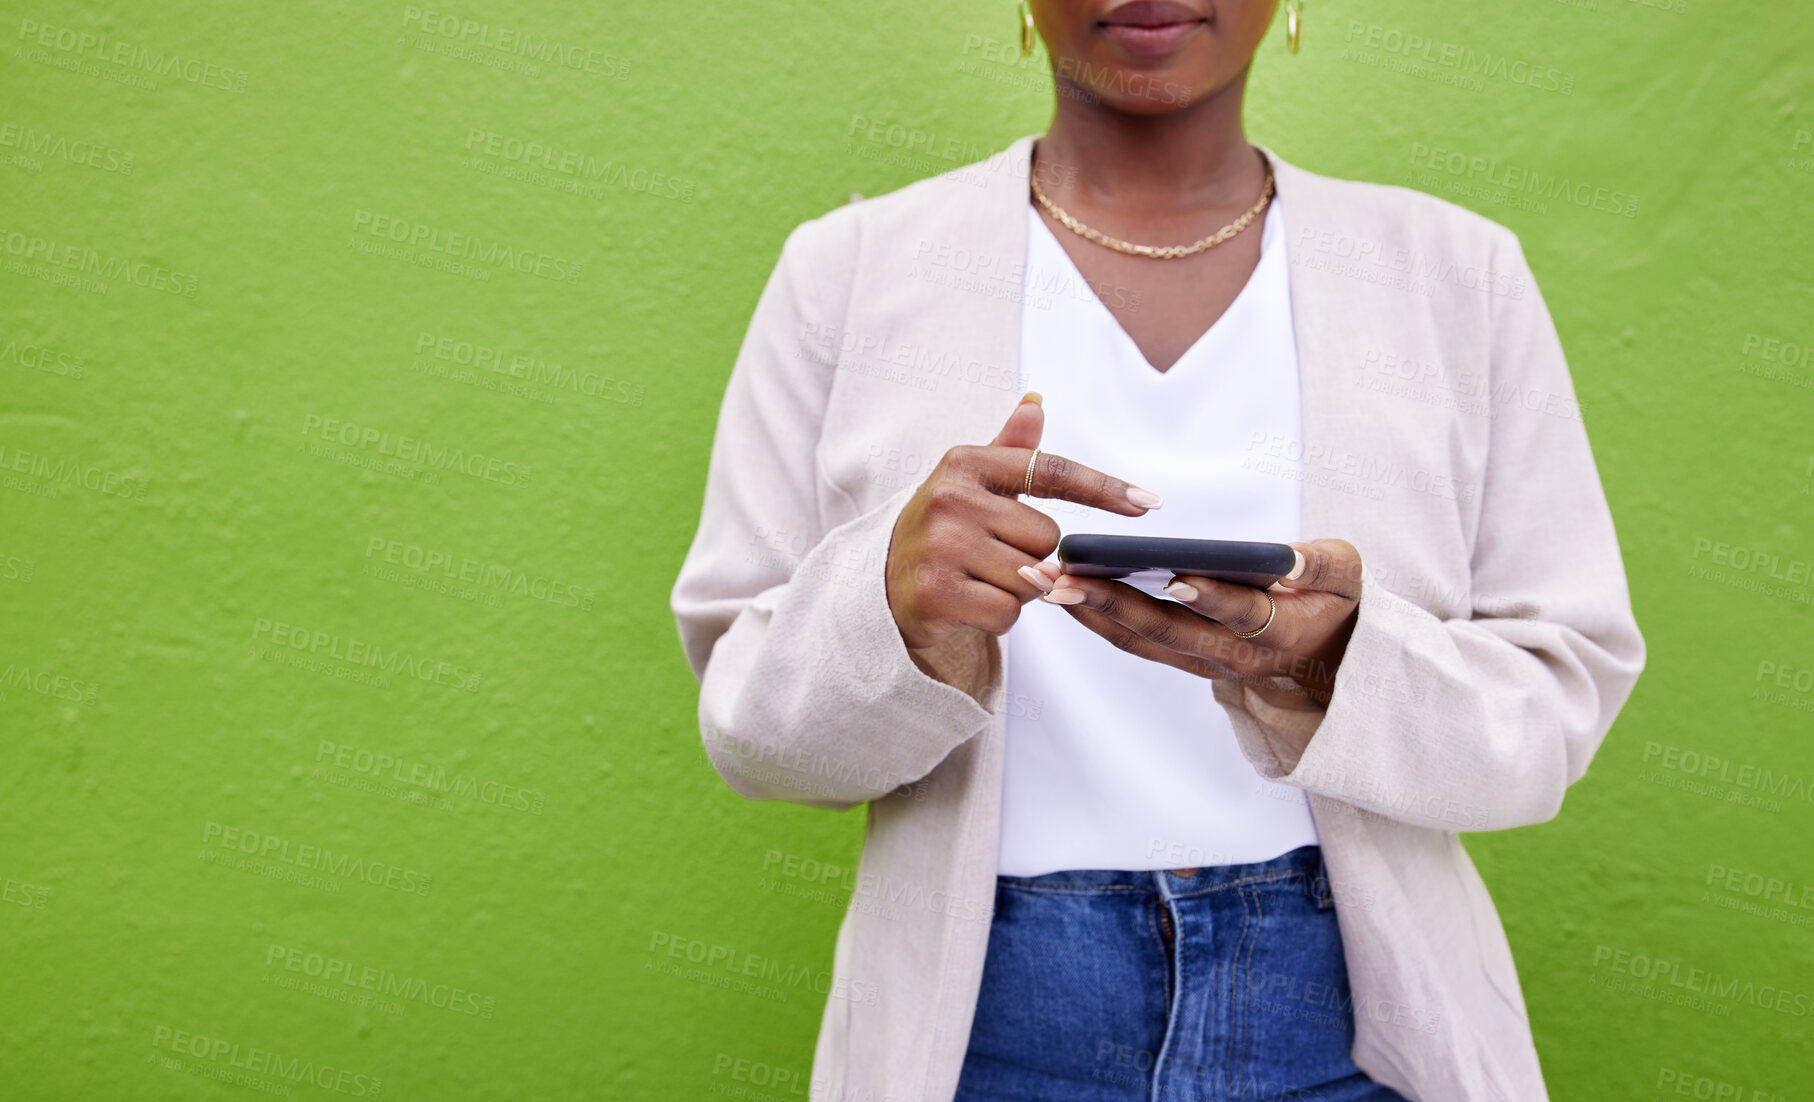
[[671, 134, 1645, 1102]]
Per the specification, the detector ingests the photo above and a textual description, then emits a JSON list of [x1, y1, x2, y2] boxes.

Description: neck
[[1035, 65, 1262, 209]]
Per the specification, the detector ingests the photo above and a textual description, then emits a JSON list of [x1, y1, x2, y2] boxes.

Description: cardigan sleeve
[[1213, 228, 1647, 833], [670, 213, 998, 811]]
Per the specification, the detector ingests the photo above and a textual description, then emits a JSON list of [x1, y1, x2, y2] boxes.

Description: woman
[[672, 1, 1645, 1099]]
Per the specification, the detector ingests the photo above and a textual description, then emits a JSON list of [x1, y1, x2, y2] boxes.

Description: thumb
[[990, 391, 1044, 450], [1274, 538, 1365, 600]]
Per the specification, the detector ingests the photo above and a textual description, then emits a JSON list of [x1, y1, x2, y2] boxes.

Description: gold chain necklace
[[1029, 161, 1275, 260]]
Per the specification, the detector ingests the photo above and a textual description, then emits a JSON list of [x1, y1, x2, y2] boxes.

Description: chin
[[1056, 56, 1208, 113]]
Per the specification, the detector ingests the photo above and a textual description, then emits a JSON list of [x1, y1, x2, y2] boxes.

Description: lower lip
[[1100, 20, 1204, 56]]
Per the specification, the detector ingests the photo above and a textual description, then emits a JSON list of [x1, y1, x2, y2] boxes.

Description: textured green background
[[3, 1, 1810, 1098]]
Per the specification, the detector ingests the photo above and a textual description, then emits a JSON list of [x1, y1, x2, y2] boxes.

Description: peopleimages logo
[[364, 535, 593, 611], [1292, 224, 1526, 300], [0, 330, 86, 378], [315, 739, 546, 814], [1343, 21, 1573, 95], [399, 6, 630, 77], [413, 331, 643, 405], [300, 413, 532, 488], [460, 130, 692, 202], [0, 120, 135, 174], [350, 209, 581, 284], [202, 822, 433, 896], [1408, 142, 1639, 217], [251, 616, 484, 693], [150, 1025, 380, 1097], [0, 662, 98, 704], [0, 441, 146, 499], [265, 943, 495, 1018], [16, 19, 250, 92], [0, 226, 199, 297], [1592, 944, 1814, 1019]]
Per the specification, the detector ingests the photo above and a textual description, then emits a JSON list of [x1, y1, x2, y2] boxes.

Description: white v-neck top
[[999, 193, 1320, 876]]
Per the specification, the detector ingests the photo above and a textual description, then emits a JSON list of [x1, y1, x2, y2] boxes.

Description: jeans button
[[1171, 868, 1198, 878]]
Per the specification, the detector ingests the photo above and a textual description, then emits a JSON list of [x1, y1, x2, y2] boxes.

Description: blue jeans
[[955, 846, 1409, 1102]]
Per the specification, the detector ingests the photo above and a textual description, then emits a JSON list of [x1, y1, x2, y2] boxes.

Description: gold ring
[[1229, 591, 1276, 639], [1023, 448, 1040, 496]]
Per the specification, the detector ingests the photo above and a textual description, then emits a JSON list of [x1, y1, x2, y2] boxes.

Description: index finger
[[980, 446, 1164, 516]]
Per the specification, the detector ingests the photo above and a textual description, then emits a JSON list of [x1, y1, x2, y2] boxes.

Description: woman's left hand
[[1027, 539, 1364, 705]]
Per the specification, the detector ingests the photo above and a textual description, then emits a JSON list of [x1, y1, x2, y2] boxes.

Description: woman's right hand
[[883, 393, 1164, 651]]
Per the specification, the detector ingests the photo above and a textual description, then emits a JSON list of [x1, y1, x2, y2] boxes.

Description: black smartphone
[[1056, 534, 1296, 598]]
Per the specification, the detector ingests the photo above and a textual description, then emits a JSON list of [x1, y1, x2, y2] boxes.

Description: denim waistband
[[995, 844, 1327, 902], [960, 841, 1398, 1099]]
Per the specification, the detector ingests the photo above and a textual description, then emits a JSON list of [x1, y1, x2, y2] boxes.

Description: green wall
[[3, 1, 1809, 1098]]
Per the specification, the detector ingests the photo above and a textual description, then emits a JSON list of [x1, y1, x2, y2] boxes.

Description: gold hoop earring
[[1019, 2, 1036, 57], [1285, 0, 1302, 54]]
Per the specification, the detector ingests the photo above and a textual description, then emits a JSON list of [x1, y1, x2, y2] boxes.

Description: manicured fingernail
[[1165, 580, 1198, 602], [1021, 391, 1043, 406], [1041, 586, 1085, 605], [1125, 486, 1163, 509], [1286, 550, 1306, 581], [1017, 565, 1053, 592]]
